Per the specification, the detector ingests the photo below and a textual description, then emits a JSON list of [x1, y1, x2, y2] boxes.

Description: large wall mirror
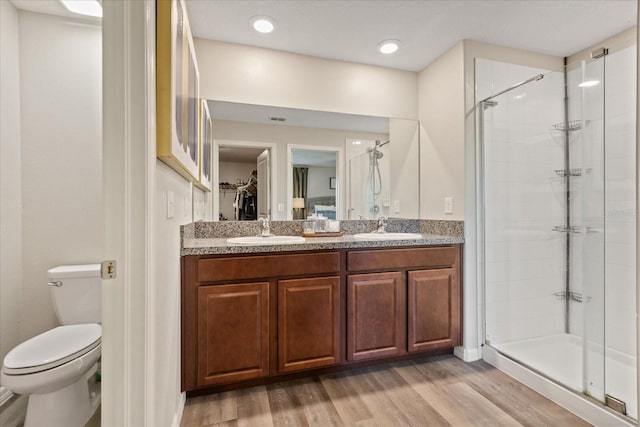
[[209, 100, 419, 221]]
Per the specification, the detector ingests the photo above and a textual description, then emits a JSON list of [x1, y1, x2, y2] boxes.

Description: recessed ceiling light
[[578, 80, 600, 88], [60, 0, 102, 18], [252, 16, 275, 34], [378, 40, 399, 55]]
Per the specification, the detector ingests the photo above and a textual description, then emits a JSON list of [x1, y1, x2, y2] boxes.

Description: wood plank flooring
[[180, 355, 592, 426]]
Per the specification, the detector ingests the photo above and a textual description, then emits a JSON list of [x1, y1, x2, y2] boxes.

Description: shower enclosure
[[479, 43, 637, 420], [346, 139, 391, 219]]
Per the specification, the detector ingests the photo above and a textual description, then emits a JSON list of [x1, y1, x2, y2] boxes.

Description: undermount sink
[[226, 235, 306, 245], [353, 232, 423, 240]]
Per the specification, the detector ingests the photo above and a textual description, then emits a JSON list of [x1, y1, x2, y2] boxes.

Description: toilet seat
[[3, 324, 101, 375]]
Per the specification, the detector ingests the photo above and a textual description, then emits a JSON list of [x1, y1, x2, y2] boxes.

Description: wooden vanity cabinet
[[182, 244, 461, 393], [196, 282, 270, 387], [346, 246, 461, 360], [347, 272, 406, 361], [408, 268, 460, 352], [182, 251, 341, 391], [278, 277, 341, 372]]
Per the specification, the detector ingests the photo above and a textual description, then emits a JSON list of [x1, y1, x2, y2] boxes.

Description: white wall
[[192, 187, 210, 222], [0, 0, 23, 364], [16, 11, 103, 343], [195, 39, 418, 120], [150, 161, 193, 427]]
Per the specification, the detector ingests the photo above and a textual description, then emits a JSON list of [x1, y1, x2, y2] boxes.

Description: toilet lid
[[3, 324, 101, 372]]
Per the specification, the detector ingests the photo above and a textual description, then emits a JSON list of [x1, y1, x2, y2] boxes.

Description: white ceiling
[[186, 0, 637, 72], [10, 0, 101, 22]]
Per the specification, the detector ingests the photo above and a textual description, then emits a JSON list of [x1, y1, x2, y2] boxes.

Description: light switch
[[393, 200, 400, 214], [167, 190, 175, 218], [444, 197, 453, 214], [278, 202, 284, 212]]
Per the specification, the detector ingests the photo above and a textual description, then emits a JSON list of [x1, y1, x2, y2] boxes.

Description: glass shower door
[[347, 150, 374, 219], [481, 50, 637, 420], [569, 55, 606, 403]]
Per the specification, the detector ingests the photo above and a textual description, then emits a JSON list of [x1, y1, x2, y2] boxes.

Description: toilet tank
[[47, 264, 101, 325]]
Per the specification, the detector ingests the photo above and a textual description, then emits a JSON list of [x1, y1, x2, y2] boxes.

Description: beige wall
[[418, 41, 466, 221], [568, 26, 637, 66], [195, 39, 418, 120], [389, 118, 420, 218], [637, 2, 640, 419], [0, 0, 23, 364]]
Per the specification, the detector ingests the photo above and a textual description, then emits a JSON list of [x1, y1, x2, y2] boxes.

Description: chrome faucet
[[376, 216, 387, 233], [258, 216, 271, 237]]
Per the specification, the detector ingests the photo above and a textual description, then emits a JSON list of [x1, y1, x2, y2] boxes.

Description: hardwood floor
[[180, 355, 592, 426]]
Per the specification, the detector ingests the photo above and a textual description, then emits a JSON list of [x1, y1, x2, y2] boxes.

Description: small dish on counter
[[302, 232, 344, 238]]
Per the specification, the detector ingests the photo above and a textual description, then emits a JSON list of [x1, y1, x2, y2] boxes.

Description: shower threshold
[[491, 334, 637, 420]]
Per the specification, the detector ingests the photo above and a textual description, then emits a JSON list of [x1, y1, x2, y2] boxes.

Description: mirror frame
[[286, 144, 344, 221], [213, 139, 278, 221]]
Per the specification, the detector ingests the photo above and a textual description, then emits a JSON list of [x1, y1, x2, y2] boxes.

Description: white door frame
[[213, 139, 278, 221], [286, 144, 344, 220], [102, 0, 152, 425]]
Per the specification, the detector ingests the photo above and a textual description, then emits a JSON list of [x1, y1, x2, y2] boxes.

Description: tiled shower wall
[[477, 59, 566, 345]]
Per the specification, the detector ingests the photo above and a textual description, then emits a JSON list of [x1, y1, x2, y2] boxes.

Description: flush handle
[[48, 281, 63, 287]]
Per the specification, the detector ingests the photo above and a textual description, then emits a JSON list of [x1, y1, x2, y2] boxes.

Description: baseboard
[[171, 392, 186, 427], [483, 345, 634, 427], [454, 346, 481, 362], [0, 387, 14, 407]]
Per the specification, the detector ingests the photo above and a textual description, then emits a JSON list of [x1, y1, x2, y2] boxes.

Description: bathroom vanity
[[180, 221, 463, 394]]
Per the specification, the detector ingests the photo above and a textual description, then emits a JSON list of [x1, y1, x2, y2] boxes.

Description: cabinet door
[[408, 269, 461, 352], [347, 272, 405, 361], [197, 282, 269, 386], [278, 277, 341, 373]]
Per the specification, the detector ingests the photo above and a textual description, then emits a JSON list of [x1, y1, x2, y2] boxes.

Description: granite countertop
[[182, 234, 463, 255], [181, 219, 464, 256]]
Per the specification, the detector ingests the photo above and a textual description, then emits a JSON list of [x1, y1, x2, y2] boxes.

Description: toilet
[[1, 264, 102, 427]]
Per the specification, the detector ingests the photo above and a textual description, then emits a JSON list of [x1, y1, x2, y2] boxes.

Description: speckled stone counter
[[181, 219, 463, 256]]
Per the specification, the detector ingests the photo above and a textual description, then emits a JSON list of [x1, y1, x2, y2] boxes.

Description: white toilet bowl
[[1, 324, 102, 427]]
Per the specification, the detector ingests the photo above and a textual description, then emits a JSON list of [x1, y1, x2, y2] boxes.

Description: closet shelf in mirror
[[219, 183, 238, 194]]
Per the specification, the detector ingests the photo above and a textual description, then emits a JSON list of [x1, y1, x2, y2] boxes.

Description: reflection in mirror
[[213, 140, 276, 221], [209, 100, 418, 220], [288, 147, 340, 220], [346, 118, 420, 219], [346, 139, 389, 219]]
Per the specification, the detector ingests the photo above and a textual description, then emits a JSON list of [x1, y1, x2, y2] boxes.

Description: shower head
[[375, 140, 390, 147]]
